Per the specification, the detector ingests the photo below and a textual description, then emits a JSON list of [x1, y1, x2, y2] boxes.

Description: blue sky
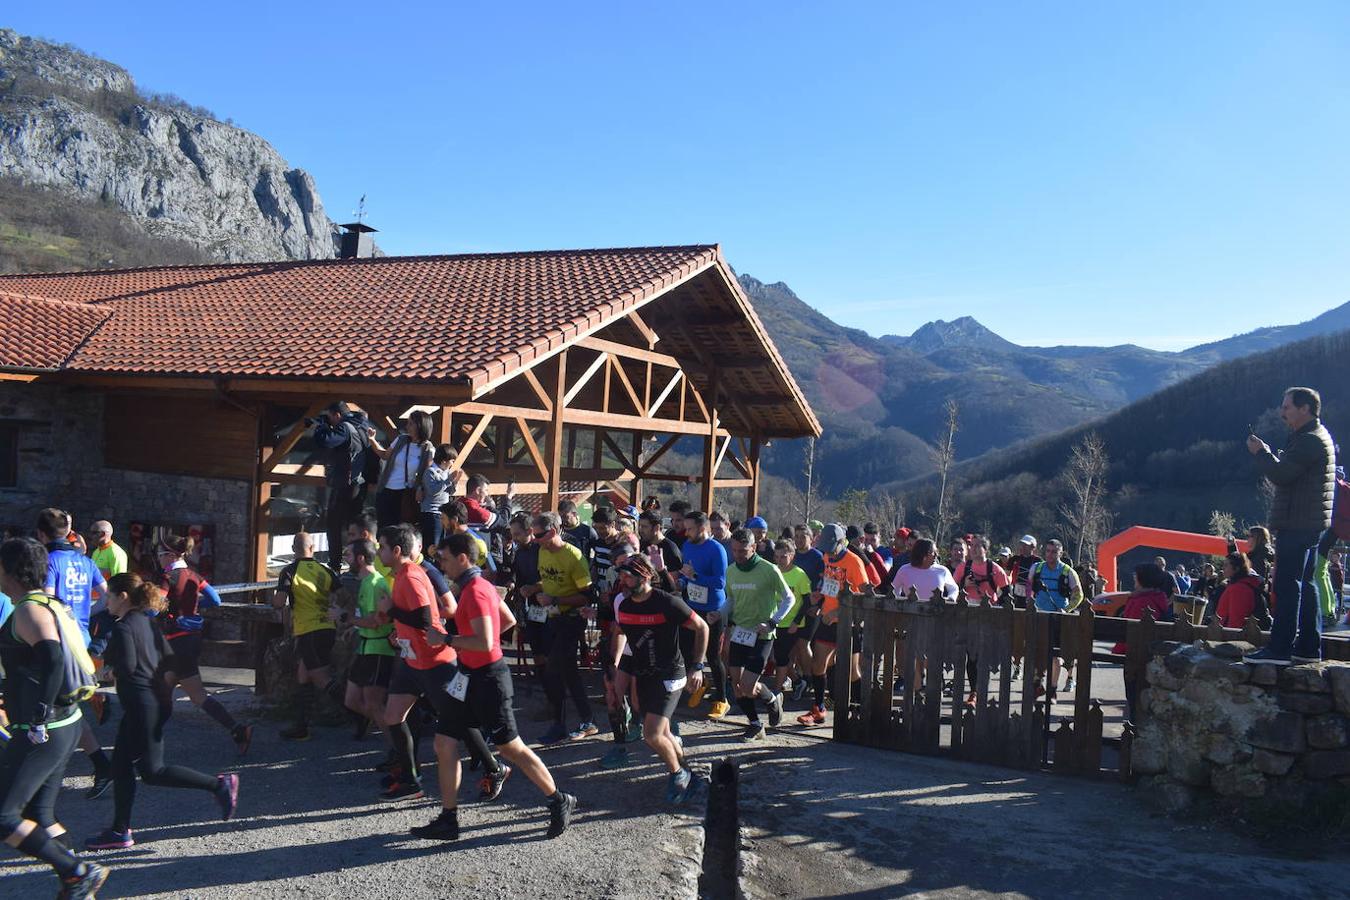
[[9, 3, 1350, 350]]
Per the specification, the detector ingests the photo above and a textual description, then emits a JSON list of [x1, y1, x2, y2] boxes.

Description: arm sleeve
[[1255, 436, 1317, 485], [770, 588, 795, 624], [387, 604, 431, 628], [199, 582, 223, 608]]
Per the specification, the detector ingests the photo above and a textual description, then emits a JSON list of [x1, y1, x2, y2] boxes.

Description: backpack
[[1249, 578, 1274, 630], [20, 593, 98, 704], [1333, 474, 1350, 541], [956, 561, 995, 594]]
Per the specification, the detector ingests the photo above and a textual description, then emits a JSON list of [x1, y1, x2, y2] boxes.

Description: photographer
[[311, 402, 371, 573], [1243, 387, 1337, 666]]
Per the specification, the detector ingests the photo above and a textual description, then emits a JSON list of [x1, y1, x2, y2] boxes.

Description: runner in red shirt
[[375, 525, 502, 803], [406, 532, 576, 842]]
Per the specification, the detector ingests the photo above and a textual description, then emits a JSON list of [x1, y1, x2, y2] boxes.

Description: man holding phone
[[638, 512, 682, 593]]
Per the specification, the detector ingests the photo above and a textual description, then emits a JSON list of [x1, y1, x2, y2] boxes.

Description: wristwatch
[[690, 661, 707, 672]]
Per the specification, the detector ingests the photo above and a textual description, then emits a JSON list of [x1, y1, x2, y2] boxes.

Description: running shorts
[[388, 659, 425, 697], [347, 653, 394, 689], [728, 637, 774, 675], [635, 671, 684, 721], [294, 629, 336, 671], [436, 659, 519, 745], [162, 632, 203, 679], [772, 630, 800, 667]]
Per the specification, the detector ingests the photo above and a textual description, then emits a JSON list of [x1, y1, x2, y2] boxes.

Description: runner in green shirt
[[340, 538, 396, 754], [724, 530, 795, 741], [88, 520, 128, 579], [770, 539, 814, 699]]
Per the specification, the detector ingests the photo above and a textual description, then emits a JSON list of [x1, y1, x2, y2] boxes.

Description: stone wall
[[0, 382, 251, 582], [1132, 640, 1350, 813]]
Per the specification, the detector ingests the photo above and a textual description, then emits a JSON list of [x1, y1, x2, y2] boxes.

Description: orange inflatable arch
[[1097, 525, 1252, 592]]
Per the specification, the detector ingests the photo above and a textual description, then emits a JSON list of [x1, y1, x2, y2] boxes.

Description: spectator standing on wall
[[1245, 387, 1337, 665], [311, 402, 371, 573]]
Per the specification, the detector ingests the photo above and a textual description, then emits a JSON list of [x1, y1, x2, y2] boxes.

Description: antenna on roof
[[353, 194, 367, 226]]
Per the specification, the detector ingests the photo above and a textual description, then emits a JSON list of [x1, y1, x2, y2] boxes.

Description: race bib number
[[526, 604, 549, 624], [1013, 583, 1027, 598], [821, 577, 841, 597], [664, 675, 688, 693], [396, 638, 416, 660], [687, 583, 709, 606], [446, 671, 469, 702], [730, 625, 758, 646]]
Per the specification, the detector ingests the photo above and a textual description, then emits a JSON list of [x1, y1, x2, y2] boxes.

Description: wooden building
[[0, 246, 819, 580]]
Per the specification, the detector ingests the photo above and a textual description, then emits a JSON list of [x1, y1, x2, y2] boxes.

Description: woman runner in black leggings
[[0, 537, 109, 897], [84, 574, 239, 850]]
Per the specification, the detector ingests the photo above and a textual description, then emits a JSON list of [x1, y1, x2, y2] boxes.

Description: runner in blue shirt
[[36, 508, 115, 796], [678, 511, 730, 719]]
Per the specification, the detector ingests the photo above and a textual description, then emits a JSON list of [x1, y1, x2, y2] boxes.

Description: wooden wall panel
[[103, 395, 255, 481]]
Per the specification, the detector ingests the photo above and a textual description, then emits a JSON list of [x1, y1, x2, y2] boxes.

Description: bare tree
[[930, 400, 960, 547], [865, 490, 907, 532], [1058, 432, 1112, 563], [1257, 476, 1276, 524], [802, 436, 819, 523]]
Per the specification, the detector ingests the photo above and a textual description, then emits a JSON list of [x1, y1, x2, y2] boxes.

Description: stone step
[[200, 638, 253, 670]]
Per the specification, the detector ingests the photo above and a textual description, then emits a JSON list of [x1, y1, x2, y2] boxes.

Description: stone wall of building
[[1132, 640, 1350, 813], [0, 382, 252, 582]]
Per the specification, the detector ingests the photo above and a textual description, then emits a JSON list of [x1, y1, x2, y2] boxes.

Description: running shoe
[[84, 828, 133, 851], [708, 700, 730, 720], [280, 723, 311, 742], [381, 781, 425, 801], [625, 718, 643, 744], [538, 723, 569, 745], [546, 792, 578, 838], [233, 724, 254, 756], [410, 812, 459, 841], [600, 746, 631, 769], [478, 765, 511, 802], [568, 722, 599, 740], [743, 724, 766, 742], [665, 768, 692, 803], [796, 705, 825, 726], [792, 679, 808, 702], [59, 862, 110, 900], [86, 770, 114, 801], [215, 773, 240, 821], [686, 682, 707, 708], [767, 692, 784, 728]]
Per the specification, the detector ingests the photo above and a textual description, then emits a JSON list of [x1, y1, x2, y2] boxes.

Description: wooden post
[[546, 351, 568, 510], [250, 402, 273, 582], [630, 431, 643, 507], [745, 436, 761, 519], [437, 406, 453, 445], [700, 366, 719, 511]]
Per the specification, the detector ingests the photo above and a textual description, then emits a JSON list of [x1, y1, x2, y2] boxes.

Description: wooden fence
[[831, 589, 1350, 778]]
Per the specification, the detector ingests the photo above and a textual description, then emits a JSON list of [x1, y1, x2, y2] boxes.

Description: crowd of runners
[[2, 389, 1343, 899]]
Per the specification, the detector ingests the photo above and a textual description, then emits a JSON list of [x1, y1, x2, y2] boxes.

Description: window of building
[[0, 422, 17, 488]]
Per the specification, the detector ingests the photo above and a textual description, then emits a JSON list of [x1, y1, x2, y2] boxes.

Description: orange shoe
[[708, 699, 731, 720], [810, 705, 826, 725], [686, 682, 707, 708]]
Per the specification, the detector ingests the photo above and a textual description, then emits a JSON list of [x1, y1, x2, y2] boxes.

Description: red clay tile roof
[[0, 290, 112, 371], [0, 248, 718, 386]]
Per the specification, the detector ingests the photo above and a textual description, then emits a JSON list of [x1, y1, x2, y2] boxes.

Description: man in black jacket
[[312, 401, 370, 573], [1244, 387, 1337, 665]]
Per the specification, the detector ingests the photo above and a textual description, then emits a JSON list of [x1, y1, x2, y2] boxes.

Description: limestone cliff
[[0, 29, 343, 262]]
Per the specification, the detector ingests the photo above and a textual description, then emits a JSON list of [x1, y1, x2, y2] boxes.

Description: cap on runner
[[1019, 534, 1037, 547], [894, 527, 912, 542], [616, 553, 656, 580], [815, 523, 847, 552], [745, 515, 768, 530], [808, 519, 825, 533]]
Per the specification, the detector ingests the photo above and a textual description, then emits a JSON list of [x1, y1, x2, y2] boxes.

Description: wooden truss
[[249, 308, 764, 579]]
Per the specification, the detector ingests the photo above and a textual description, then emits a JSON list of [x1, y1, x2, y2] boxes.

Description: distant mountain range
[[739, 274, 1350, 495]]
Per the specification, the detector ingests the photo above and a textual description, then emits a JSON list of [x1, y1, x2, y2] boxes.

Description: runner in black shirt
[[638, 512, 683, 593], [612, 555, 708, 804]]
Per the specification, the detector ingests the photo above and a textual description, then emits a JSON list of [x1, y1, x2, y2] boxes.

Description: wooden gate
[[831, 589, 1104, 774]]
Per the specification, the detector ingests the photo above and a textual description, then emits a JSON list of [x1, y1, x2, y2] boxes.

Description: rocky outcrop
[[0, 29, 343, 262]]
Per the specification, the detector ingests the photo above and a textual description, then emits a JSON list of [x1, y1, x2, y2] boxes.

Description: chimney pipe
[[337, 222, 377, 259]]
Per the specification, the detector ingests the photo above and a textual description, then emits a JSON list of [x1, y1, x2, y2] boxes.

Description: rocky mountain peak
[[889, 316, 1016, 355], [0, 30, 344, 263]]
